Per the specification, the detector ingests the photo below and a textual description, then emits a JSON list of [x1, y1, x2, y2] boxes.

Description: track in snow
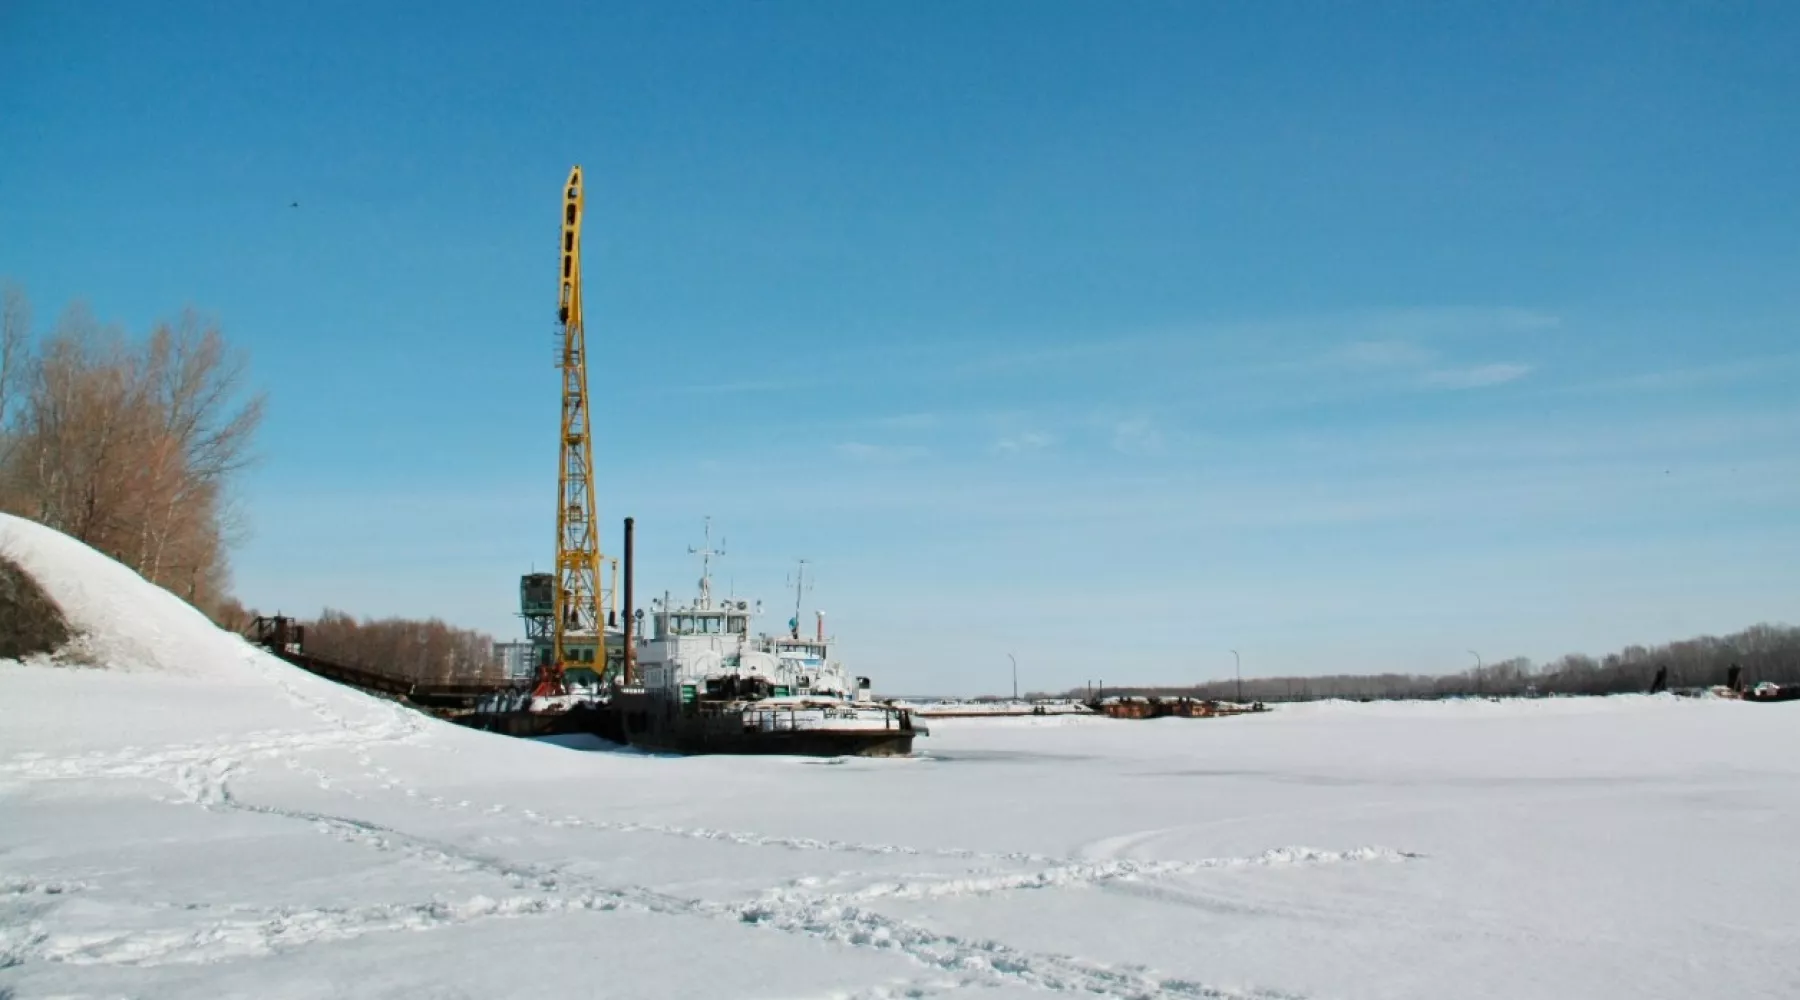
[[3, 731, 1419, 999], [2, 665, 1421, 998]]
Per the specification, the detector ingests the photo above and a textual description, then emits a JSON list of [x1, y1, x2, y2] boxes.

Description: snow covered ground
[[4, 514, 1799, 999]]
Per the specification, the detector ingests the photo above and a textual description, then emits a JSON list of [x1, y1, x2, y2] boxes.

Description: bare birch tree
[[0, 281, 27, 450], [0, 287, 264, 614], [0, 282, 39, 517]]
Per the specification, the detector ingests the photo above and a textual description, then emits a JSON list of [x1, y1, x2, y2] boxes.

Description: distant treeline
[[1055, 622, 1800, 703], [230, 606, 504, 686]]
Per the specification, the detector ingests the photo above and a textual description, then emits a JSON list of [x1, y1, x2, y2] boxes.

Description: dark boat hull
[[604, 692, 919, 757], [452, 701, 614, 739], [626, 728, 915, 757]]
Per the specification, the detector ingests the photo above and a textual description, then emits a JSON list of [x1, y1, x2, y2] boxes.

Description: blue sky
[[3, 2, 1798, 694]]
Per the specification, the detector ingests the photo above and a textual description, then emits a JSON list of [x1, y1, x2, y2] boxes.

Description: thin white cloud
[[664, 377, 817, 395], [907, 307, 1554, 391], [1423, 363, 1533, 389], [1558, 353, 1800, 394], [872, 412, 940, 430], [1360, 306, 1560, 338], [949, 338, 1149, 378], [1110, 418, 1164, 456], [993, 430, 1055, 454], [1334, 339, 1438, 369], [834, 441, 929, 463]]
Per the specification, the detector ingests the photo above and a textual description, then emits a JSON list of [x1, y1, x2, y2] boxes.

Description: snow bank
[[0, 512, 258, 678]]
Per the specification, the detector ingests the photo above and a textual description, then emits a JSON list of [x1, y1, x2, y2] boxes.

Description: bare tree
[[15, 311, 147, 546], [0, 281, 27, 448], [130, 313, 265, 594], [0, 288, 264, 615]]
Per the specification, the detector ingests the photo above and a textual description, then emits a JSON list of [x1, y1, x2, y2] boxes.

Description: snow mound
[[0, 512, 258, 678]]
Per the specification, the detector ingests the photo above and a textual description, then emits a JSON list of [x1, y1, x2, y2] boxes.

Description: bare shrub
[[0, 552, 72, 660]]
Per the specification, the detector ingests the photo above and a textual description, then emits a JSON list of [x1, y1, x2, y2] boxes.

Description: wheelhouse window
[[658, 612, 746, 637]]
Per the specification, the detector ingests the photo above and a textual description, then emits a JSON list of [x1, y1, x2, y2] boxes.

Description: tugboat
[[608, 522, 921, 757]]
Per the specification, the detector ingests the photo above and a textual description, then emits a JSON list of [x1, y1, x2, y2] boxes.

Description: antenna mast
[[688, 516, 725, 609], [787, 558, 812, 638], [545, 165, 604, 692]]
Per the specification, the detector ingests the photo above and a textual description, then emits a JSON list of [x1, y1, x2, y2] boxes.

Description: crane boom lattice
[[542, 165, 605, 694]]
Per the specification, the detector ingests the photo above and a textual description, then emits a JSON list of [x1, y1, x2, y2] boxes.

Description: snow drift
[[0, 511, 255, 677]]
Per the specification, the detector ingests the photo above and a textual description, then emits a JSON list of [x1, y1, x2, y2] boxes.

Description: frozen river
[[5, 667, 1796, 999], [4, 513, 1798, 998]]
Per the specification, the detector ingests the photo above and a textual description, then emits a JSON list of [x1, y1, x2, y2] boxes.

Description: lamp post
[[1469, 650, 1482, 695], [1008, 653, 1018, 702], [1230, 649, 1242, 703]]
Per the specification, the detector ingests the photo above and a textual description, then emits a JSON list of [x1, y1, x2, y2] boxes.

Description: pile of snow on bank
[[0, 512, 256, 677]]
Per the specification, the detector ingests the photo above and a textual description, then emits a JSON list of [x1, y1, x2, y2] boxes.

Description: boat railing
[[734, 703, 905, 732]]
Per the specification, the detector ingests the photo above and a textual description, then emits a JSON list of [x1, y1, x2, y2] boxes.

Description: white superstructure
[[623, 524, 909, 743]]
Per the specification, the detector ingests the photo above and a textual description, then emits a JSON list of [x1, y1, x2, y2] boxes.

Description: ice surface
[[4, 512, 1799, 998]]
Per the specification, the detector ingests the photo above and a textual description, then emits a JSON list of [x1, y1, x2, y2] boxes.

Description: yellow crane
[[534, 165, 605, 697]]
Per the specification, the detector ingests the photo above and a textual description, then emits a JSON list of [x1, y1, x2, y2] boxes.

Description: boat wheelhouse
[[609, 525, 919, 756]]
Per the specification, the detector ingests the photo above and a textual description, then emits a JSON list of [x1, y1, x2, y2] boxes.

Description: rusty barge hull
[[1090, 698, 1270, 720]]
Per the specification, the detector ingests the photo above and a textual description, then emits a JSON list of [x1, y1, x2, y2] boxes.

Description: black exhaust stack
[[623, 516, 636, 687]]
